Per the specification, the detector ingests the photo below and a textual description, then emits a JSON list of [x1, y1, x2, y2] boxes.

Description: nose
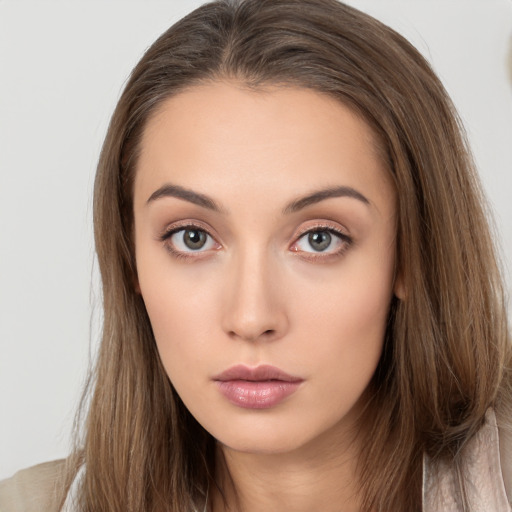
[[221, 248, 289, 343]]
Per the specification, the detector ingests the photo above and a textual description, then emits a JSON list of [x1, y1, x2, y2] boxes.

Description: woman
[[1, 0, 510, 510]]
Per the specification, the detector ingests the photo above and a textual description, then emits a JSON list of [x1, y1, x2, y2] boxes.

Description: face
[[133, 82, 399, 455]]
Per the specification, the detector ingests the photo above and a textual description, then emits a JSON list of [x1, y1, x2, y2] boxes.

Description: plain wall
[[1, 0, 511, 479]]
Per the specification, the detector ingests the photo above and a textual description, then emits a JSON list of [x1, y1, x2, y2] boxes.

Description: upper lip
[[213, 364, 303, 382]]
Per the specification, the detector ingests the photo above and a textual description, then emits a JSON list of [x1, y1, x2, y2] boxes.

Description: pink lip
[[213, 365, 303, 409]]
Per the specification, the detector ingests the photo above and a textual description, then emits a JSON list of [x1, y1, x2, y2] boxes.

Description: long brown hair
[[63, 0, 511, 510]]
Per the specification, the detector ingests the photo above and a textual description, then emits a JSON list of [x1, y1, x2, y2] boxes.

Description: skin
[[133, 81, 400, 512]]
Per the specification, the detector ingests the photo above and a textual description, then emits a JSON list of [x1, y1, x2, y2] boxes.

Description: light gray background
[[1, 0, 511, 479]]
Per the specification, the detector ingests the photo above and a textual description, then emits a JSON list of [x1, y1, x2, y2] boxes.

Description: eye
[[292, 227, 350, 255], [163, 226, 218, 255]]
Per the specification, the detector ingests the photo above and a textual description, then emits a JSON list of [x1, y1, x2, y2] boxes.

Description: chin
[[206, 412, 341, 457], [217, 432, 308, 456]]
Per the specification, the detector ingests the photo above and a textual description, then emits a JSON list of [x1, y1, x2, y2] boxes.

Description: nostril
[[228, 328, 277, 342]]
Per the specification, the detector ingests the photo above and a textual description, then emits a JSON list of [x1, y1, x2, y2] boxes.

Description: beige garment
[[423, 408, 512, 512], [1, 410, 511, 511], [0, 459, 66, 512]]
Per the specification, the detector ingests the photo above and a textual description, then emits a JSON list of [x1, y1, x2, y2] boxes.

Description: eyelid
[[157, 219, 352, 261], [292, 220, 350, 240], [159, 220, 221, 260], [289, 221, 353, 260], [159, 220, 216, 241]]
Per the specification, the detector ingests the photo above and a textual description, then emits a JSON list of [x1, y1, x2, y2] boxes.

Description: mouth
[[213, 364, 303, 409]]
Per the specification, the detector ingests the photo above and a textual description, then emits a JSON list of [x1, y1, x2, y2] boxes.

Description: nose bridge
[[222, 243, 287, 342]]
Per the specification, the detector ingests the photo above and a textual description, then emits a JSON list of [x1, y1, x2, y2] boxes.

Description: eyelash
[[159, 222, 353, 262], [160, 222, 218, 261], [291, 224, 352, 262]]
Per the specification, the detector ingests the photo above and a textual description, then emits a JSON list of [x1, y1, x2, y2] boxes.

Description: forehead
[[134, 81, 395, 215]]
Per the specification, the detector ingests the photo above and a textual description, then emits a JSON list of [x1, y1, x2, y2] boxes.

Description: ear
[[393, 271, 405, 300]]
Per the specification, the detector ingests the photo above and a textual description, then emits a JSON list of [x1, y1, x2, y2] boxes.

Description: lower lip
[[215, 380, 302, 409]]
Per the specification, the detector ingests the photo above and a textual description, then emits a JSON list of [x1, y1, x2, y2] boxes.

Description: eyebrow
[[282, 186, 370, 214], [146, 183, 370, 213], [146, 184, 225, 212]]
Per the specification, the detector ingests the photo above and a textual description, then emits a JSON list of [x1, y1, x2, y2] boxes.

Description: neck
[[211, 420, 365, 512]]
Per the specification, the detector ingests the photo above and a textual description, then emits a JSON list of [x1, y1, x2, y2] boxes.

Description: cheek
[[136, 252, 222, 384], [292, 247, 394, 383], [140, 275, 213, 347], [296, 243, 394, 329], [137, 264, 231, 426]]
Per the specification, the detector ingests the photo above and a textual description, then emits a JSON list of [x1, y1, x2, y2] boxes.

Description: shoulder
[[0, 459, 67, 512]]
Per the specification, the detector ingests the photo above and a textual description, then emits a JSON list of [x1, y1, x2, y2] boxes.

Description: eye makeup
[[157, 218, 353, 263], [158, 220, 222, 261], [289, 221, 353, 262]]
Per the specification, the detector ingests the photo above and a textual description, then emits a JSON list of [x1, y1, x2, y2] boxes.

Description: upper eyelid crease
[[295, 222, 349, 237], [159, 222, 213, 240], [146, 183, 370, 214], [160, 221, 349, 241], [293, 226, 352, 246]]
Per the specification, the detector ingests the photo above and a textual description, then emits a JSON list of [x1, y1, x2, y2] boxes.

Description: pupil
[[184, 229, 206, 250], [308, 231, 331, 251]]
